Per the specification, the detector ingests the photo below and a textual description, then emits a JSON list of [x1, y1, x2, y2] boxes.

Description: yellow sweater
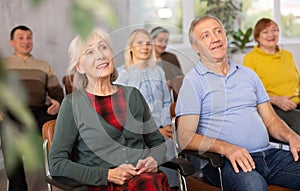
[[244, 46, 300, 104]]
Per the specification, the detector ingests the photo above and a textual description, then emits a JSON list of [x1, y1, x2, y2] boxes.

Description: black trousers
[[1, 105, 57, 191], [30, 105, 57, 133], [272, 104, 300, 136], [1, 131, 28, 191]]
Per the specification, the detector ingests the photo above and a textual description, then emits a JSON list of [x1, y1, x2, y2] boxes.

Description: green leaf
[[0, 57, 6, 80], [229, 27, 253, 53], [28, 0, 45, 7], [0, 81, 36, 129], [245, 28, 253, 39], [0, 56, 41, 173], [69, 3, 95, 40], [2, 121, 43, 173]]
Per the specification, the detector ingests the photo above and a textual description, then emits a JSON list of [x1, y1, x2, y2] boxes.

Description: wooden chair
[[62, 67, 118, 95], [42, 119, 88, 191], [62, 75, 75, 95], [168, 75, 184, 102], [42, 120, 194, 191]]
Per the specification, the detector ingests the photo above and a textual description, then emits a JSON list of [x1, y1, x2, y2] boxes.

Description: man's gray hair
[[188, 15, 225, 45]]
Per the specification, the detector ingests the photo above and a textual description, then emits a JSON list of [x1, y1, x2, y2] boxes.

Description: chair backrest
[[42, 119, 56, 151], [62, 75, 75, 95], [42, 119, 56, 179], [168, 75, 184, 102], [170, 102, 176, 119], [42, 120, 89, 190]]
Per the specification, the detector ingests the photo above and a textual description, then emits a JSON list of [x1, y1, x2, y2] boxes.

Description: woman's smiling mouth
[[96, 63, 109, 69]]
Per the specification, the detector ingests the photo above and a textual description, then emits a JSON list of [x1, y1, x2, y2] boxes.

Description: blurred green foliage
[[194, 0, 242, 34], [0, 0, 118, 173], [29, 0, 118, 39], [0, 56, 43, 173], [71, 0, 118, 39]]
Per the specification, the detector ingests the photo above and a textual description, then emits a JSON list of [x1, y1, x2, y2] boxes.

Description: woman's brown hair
[[253, 18, 278, 43]]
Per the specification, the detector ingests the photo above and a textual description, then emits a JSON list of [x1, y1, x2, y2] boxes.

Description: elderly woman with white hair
[[49, 28, 172, 191]]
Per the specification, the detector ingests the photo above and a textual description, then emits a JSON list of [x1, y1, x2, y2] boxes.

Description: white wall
[[281, 44, 300, 69], [0, 0, 74, 85], [0, 0, 130, 85]]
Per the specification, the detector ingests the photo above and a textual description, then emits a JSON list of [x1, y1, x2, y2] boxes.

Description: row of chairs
[[42, 115, 293, 191]]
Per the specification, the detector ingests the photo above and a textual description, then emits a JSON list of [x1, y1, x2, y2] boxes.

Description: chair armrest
[[46, 175, 88, 191], [180, 150, 223, 168], [269, 136, 287, 145], [161, 157, 195, 176]]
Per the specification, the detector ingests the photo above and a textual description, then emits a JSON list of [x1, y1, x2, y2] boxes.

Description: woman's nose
[[97, 50, 105, 60]]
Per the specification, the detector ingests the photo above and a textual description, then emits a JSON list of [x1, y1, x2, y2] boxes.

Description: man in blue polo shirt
[[176, 15, 300, 190]]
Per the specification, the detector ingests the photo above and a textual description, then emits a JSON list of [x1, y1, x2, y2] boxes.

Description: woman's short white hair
[[67, 28, 117, 89]]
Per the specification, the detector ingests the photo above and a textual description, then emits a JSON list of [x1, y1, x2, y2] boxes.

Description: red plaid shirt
[[88, 171, 171, 191], [86, 87, 172, 191], [86, 87, 126, 131]]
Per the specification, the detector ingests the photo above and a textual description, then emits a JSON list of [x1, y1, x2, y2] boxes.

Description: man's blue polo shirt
[[176, 60, 274, 153]]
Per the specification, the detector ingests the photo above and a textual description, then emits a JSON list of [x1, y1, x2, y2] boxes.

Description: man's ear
[[9, 40, 14, 48], [76, 65, 85, 74], [191, 43, 200, 55]]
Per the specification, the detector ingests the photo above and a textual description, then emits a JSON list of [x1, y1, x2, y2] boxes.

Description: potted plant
[[229, 27, 253, 54], [229, 27, 254, 64]]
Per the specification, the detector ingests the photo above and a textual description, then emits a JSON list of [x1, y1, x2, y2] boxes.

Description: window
[[239, 0, 273, 31], [240, 0, 300, 39], [130, 0, 300, 46], [240, 0, 300, 42], [141, 0, 183, 43], [280, 0, 300, 38]]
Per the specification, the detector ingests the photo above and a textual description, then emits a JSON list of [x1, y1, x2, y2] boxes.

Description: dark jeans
[[1, 105, 57, 191], [203, 148, 300, 191], [272, 104, 300, 135]]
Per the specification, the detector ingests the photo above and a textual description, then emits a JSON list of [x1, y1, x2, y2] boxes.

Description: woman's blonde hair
[[123, 29, 156, 69], [67, 28, 118, 89]]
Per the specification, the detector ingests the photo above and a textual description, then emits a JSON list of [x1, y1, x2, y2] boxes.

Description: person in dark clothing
[[2, 25, 64, 191], [151, 26, 184, 82]]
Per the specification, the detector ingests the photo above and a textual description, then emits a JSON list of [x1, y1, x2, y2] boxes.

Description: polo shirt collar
[[195, 59, 240, 76]]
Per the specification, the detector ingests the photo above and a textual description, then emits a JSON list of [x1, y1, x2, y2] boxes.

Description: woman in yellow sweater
[[244, 18, 300, 135]]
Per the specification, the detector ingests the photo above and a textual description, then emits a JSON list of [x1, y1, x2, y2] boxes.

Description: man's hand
[[224, 144, 255, 173], [108, 164, 137, 185], [135, 157, 158, 175], [158, 125, 173, 139], [47, 96, 60, 115], [288, 134, 300, 161]]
